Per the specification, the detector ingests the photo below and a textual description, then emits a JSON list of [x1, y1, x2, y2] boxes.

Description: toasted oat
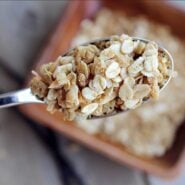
[[81, 103, 98, 115], [105, 61, 121, 79], [121, 38, 134, 54], [119, 83, 134, 101], [78, 73, 88, 87], [30, 76, 48, 98], [65, 85, 79, 109], [124, 99, 141, 109], [82, 87, 97, 101], [74, 44, 100, 64], [90, 75, 107, 94], [133, 84, 151, 99]]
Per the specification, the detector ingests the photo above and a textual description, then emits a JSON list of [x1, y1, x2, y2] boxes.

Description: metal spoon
[[0, 37, 174, 119]]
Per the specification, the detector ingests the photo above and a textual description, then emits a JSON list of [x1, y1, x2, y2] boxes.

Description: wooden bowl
[[20, 0, 185, 178]]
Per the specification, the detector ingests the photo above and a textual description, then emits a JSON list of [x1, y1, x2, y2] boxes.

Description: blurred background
[[0, 1, 184, 185]]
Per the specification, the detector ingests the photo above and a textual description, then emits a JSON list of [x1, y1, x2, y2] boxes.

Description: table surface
[[0, 1, 184, 185]]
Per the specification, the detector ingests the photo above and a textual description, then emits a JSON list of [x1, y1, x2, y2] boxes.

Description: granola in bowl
[[30, 34, 172, 122], [70, 8, 185, 157]]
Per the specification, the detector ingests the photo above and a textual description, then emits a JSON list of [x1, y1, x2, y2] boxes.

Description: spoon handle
[[0, 88, 43, 109]]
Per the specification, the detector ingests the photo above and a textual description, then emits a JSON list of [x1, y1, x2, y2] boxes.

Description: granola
[[30, 34, 171, 122], [70, 8, 185, 157]]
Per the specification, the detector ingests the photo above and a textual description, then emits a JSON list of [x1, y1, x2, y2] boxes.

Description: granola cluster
[[70, 9, 185, 157], [30, 34, 171, 122]]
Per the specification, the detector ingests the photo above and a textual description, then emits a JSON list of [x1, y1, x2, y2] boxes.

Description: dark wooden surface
[[0, 1, 184, 185]]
